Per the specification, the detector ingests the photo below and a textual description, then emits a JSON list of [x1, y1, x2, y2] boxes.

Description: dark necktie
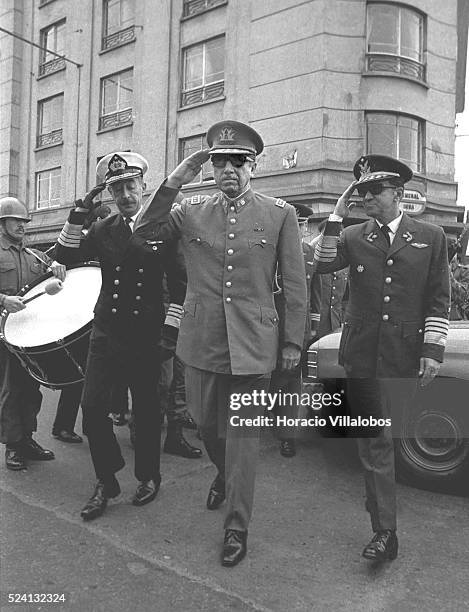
[[380, 224, 391, 246], [124, 216, 132, 237]]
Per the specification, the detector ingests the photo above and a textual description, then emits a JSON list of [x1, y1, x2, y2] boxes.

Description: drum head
[[3, 264, 101, 348]]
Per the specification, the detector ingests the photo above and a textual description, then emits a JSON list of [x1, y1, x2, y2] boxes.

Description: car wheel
[[394, 378, 469, 494]]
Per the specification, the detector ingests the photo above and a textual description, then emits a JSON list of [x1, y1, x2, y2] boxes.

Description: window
[[99, 69, 133, 130], [366, 113, 423, 173], [36, 168, 62, 209], [102, 0, 135, 51], [179, 136, 214, 184], [182, 0, 227, 19], [39, 20, 66, 77], [37, 95, 63, 147], [366, 3, 425, 81], [181, 37, 225, 107]]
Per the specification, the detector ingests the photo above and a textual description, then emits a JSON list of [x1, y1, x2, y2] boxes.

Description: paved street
[[1, 387, 468, 612]]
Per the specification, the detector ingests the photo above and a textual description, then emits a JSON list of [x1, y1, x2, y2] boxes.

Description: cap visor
[[209, 148, 255, 155], [106, 171, 142, 185]]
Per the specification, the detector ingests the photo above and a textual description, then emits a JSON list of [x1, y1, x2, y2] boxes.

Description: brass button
[[228, 233, 235, 239], [230, 206, 235, 212], [135, 295, 141, 301], [113, 294, 118, 299], [133, 310, 139, 315], [382, 314, 389, 321], [227, 249, 234, 255], [115, 266, 121, 272], [230, 218, 236, 224], [385, 277, 392, 284], [226, 297, 232, 303], [261, 238, 266, 244], [138, 268, 144, 273], [383, 296, 390, 303], [227, 265, 233, 271], [114, 279, 119, 285], [137, 282, 143, 288], [152, 246, 158, 251], [387, 259, 394, 266], [226, 281, 232, 287], [196, 237, 201, 243], [111, 308, 117, 314]]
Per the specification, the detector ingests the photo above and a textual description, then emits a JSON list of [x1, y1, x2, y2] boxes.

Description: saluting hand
[[166, 149, 211, 189], [333, 181, 358, 218], [3, 296, 26, 313], [419, 357, 440, 387], [75, 183, 107, 212]]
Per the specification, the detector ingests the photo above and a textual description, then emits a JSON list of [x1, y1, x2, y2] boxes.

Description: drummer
[[0, 197, 66, 471], [54, 152, 186, 521]]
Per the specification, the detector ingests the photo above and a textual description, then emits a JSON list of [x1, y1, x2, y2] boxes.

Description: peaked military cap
[[97, 152, 149, 186], [353, 154, 413, 186], [206, 120, 264, 156]]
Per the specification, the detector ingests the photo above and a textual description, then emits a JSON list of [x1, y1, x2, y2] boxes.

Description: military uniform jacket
[[310, 268, 349, 338], [0, 235, 51, 306], [54, 189, 186, 346], [313, 214, 450, 378], [137, 185, 307, 375]]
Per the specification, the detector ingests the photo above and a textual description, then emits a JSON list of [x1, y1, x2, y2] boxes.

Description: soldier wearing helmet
[[0, 196, 66, 471]]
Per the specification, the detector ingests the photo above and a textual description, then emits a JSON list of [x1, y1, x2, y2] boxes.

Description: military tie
[[380, 224, 391, 246], [124, 216, 132, 237]]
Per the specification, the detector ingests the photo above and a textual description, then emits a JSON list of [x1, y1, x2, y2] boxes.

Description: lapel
[[107, 214, 131, 259], [387, 214, 417, 257], [361, 219, 388, 254]]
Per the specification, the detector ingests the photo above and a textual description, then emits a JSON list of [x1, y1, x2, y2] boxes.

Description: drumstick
[[22, 279, 63, 305], [24, 247, 52, 270]]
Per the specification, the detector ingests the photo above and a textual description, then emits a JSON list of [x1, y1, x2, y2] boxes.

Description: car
[[306, 321, 469, 494]]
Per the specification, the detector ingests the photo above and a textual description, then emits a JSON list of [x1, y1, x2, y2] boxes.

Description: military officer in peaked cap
[[314, 154, 450, 562], [136, 120, 307, 566], [54, 151, 189, 520]]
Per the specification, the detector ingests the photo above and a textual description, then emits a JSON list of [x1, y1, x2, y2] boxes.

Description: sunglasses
[[211, 154, 253, 168], [356, 183, 395, 197]]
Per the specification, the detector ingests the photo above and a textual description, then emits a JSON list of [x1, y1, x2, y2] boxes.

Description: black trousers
[[81, 324, 162, 483], [52, 382, 83, 435]]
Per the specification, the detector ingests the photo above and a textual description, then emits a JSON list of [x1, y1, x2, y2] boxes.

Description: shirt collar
[[123, 206, 142, 224], [0, 233, 22, 250], [375, 211, 403, 234], [220, 186, 253, 213]]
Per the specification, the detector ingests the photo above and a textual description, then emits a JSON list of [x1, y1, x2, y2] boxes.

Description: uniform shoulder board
[[275, 198, 286, 208], [184, 194, 210, 205]]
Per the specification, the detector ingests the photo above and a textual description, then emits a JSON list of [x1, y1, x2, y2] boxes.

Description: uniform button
[[115, 266, 121, 272], [152, 246, 158, 251], [136, 295, 141, 301], [230, 218, 236, 224], [138, 268, 144, 273], [306, 274, 311, 280], [137, 282, 143, 288], [113, 294, 118, 299], [111, 308, 117, 314], [227, 265, 233, 271], [133, 310, 139, 315], [228, 233, 235, 239], [387, 259, 394, 266], [382, 314, 389, 321], [230, 206, 235, 212], [383, 296, 390, 303], [385, 277, 392, 284], [418, 328, 423, 333], [226, 281, 232, 287], [196, 237, 201, 243], [261, 239, 266, 244], [332, 286, 336, 290], [227, 249, 234, 255], [114, 279, 119, 285], [226, 297, 232, 303]]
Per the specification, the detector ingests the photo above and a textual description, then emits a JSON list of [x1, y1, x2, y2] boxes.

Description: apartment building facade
[[0, 0, 466, 246]]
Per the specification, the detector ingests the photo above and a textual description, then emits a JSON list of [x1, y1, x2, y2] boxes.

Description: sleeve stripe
[[57, 222, 84, 248], [314, 235, 339, 263], [164, 303, 184, 328], [424, 316, 449, 347]]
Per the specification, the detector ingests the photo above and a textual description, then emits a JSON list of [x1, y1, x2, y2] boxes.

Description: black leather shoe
[[222, 529, 247, 567], [280, 440, 296, 457], [362, 530, 398, 561], [80, 477, 121, 521], [206, 475, 225, 510], [5, 447, 27, 471], [163, 427, 202, 459], [53, 430, 83, 443], [180, 413, 197, 430], [132, 478, 160, 507], [21, 436, 55, 460]]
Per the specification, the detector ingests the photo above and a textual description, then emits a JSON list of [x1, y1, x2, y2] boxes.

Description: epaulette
[[275, 198, 287, 208]]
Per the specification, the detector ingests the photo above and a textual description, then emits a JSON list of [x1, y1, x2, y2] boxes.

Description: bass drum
[[0, 262, 101, 388]]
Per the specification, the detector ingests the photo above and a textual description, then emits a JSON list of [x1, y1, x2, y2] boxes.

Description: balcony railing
[[99, 108, 133, 131], [102, 25, 136, 51], [180, 80, 224, 107], [37, 129, 63, 148], [183, 0, 226, 18], [38, 56, 66, 77], [366, 53, 426, 82]]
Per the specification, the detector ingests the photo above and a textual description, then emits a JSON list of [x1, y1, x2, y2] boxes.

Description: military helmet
[[0, 197, 31, 222]]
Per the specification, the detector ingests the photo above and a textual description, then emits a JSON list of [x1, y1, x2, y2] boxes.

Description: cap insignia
[[219, 127, 236, 143], [358, 158, 371, 177], [108, 154, 127, 173]]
